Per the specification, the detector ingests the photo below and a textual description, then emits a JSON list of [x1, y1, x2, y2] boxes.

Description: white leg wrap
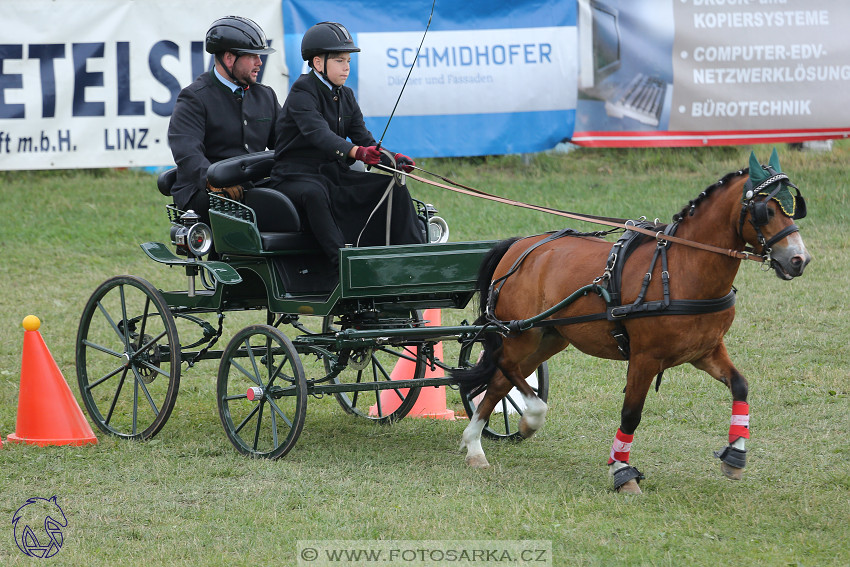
[[732, 437, 746, 451], [521, 394, 548, 432], [460, 414, 487, 461]]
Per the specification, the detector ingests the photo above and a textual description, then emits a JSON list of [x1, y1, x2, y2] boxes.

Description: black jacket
[[168, 69, 279, 210], [271, 71, 375, 177], [269, 71, 424, 251]]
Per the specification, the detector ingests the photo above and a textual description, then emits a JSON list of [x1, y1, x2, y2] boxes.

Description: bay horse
[[452, 150, 811, 493]]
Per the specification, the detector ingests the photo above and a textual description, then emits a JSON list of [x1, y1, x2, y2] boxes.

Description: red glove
[[354, 145, 381, 165], [394, 153, 415, 173]]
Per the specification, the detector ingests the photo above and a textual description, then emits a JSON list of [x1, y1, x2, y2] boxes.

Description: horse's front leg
[[608, 357, 656, 494], [692, 342, 749, 480]]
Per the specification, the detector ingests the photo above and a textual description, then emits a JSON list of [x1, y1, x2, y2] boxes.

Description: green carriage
[[75, 152, 549, 459]]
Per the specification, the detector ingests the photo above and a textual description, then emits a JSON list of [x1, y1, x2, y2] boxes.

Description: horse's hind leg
[[501, 365, 548, 440], [460, 372, 514, 468], [692, 342, 750, 480], [499, 331, 562, 439]]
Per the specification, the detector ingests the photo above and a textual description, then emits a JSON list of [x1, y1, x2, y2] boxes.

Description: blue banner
[[282, 1, 577, 158]]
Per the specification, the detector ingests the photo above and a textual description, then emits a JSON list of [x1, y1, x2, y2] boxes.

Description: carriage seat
[[157, 167, 177, 197], [205, 151, 320, 253], [242, 187, 320, 251], [155, 152, 321, 253]]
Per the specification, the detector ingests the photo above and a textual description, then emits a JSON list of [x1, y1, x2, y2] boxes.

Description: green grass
[[1, 144, 848, 566]]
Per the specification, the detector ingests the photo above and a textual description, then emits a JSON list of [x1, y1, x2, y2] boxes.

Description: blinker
[[792, 191, 807, 220]]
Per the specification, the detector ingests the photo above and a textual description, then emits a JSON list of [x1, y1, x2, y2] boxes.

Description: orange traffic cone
[[370, 309, 455, 420], [6, 316, 97, 447]]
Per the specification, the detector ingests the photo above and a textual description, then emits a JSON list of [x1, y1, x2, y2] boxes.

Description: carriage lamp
[[170, 210, 213, 258], [425, 204, 450, 244]]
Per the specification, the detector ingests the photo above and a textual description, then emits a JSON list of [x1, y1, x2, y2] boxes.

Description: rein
[[377, 164, 766, 264]]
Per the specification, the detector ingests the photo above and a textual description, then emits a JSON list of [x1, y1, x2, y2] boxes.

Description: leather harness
[[485, 221, 736, 360]]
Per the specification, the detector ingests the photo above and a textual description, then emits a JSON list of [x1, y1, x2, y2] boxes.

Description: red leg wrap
[[608, 428, 634, 464], [728, 401, 750, 443]]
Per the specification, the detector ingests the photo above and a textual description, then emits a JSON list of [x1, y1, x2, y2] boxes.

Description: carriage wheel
[[322, 311, 423, 424], [75, 275, 180, 440], [217, 325, 306, 459], [458, 341, 549, 441]]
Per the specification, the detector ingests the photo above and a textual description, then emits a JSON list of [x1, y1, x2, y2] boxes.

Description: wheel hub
[[135, 334, 161, 384], [348, 348, 373, 371]]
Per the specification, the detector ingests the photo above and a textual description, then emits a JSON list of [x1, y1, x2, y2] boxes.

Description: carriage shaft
[[307, 376, 456, 396]]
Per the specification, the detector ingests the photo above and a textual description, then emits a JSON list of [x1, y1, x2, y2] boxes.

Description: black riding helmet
[[301, 22, 360, 85], [301, 22, 360, 62], [206, 16, 275, 87], [206, 16, 276, 55]]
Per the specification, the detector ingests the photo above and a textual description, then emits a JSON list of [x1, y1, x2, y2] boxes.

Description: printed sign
[[3, 1, 849, 169], [282, 0, 578, 158], [0, 0, 288, 170], [572, 0, 850, 146]]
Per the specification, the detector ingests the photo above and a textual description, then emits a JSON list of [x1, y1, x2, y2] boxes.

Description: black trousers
[[272, 174, 346, 268], [273, 162, 425, 268]]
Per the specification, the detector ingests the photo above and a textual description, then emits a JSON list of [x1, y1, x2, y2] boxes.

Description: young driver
[[270, 21, 424, 269]]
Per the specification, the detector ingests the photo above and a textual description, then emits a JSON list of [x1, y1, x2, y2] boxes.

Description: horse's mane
[[671, 168, 748, 223]]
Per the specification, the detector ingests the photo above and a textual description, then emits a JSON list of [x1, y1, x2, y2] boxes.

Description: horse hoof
[[616, 479, 642, 494], [466, 454, 491, 469], [721, 461, 745, 480], [518, 419, 537, 439]]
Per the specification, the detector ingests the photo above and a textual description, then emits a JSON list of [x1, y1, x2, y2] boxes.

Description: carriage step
[[140, 241, 242, 284]]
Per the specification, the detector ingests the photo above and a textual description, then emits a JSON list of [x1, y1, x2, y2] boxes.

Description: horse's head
[[739, 149, 811, 279]]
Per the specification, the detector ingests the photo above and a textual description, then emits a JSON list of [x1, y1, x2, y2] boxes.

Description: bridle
[[737, 166, 807, 264]]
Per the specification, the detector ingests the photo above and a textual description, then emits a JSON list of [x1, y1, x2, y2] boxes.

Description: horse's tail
[[452, 331, 503, 399], [474, 236, 522, 320], [451, 237, 521, 398]]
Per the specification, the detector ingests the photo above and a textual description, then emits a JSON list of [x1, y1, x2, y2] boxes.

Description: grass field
[[1, 144, 848, 566]]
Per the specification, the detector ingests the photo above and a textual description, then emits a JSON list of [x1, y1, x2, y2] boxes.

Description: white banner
[[0, 0, 287, 170], [357, 27, 576, 117], [282, 0, 578, 158]]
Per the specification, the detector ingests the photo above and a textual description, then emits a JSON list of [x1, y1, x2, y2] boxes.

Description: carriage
[[74, 150, 549, 460], [74, 149, 809, 493]]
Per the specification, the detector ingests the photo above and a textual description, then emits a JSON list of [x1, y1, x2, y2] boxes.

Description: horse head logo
[[12, 496, 68, 558]]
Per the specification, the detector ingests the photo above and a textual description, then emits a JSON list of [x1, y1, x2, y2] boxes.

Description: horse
[[451, 150, 811, 494]]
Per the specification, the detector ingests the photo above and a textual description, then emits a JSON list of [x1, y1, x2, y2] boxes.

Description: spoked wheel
[[75, 275, 180, 440], [217, 325, 307, 459], [322, 310, 424, 424], [458, 340, 549, 441]]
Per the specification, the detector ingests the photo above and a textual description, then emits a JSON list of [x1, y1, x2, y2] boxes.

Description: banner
[[571, 0, 850, 146], [282, 0, 577, 158], [0, 0, 287, 171], [3, 1, 849, 170]]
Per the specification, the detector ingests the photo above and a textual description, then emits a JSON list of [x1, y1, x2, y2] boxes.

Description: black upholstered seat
[[157, 156, 321, 254], [243, 186, 320, 252]]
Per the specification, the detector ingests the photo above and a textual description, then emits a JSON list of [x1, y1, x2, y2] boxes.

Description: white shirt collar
[[313, 69, 334, 91]]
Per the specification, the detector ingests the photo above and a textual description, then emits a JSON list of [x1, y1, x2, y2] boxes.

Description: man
[[168, 16, 280, 226], [270, 21, 424, 269]]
